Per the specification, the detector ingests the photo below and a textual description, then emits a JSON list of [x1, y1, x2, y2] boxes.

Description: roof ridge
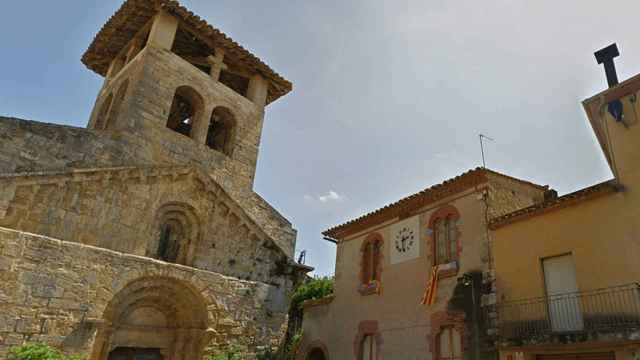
[[323, 167, 547, 239]]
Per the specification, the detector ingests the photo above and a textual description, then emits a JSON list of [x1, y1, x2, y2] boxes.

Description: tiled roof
[[489, 180, 619, 229], [81, 0, 292, 104], [322, 168, 547, 240]]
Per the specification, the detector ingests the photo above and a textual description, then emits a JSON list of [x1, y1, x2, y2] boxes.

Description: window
[[360, 335, 378, 360], [438, 327, 462, 360], [359, 234, 383, 295], [434, 217, 458, 264], [167, 86, 204, 138], [158, 219, 184, 263], [429, 205, 460, 266], [207, 107, 236, 155]]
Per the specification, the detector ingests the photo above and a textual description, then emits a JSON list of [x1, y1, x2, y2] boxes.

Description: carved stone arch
[[167, 85, 206, 139], [148, 202, 201, 266], [207, 106, 237, 156], [91, 276, 214, 360]]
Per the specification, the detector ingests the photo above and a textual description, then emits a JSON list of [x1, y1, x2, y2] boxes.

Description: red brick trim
[[297, 340, 331, 360], [354, 320, 383, 360], [427, 205, 462, 268], [427, 310, 466, 360], [358, 233, 383, 296]]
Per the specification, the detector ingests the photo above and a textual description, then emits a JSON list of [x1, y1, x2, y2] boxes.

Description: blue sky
[[2, 0, 639, 276]]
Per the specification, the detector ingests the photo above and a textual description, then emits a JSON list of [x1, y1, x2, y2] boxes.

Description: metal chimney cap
[[595, 43, 620, 64]]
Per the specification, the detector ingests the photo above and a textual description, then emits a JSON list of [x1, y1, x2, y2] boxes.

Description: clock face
[[394, 227, 415, 254]]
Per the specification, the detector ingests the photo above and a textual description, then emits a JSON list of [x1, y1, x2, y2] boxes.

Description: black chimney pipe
[[594, 43, 620, 88]]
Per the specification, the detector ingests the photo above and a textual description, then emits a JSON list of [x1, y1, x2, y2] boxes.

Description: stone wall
[[0, 166, 291, 285], [0, 117, 296, 257], [0, 226, 290, 358]]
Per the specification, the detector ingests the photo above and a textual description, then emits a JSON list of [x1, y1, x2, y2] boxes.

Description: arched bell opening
[[166, 86, 205, 139]]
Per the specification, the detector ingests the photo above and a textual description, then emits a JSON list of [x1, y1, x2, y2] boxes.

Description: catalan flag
[[421, 265, 440, 306]]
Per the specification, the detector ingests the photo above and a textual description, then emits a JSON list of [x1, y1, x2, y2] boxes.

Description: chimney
[[594, 43, 620, 88], [594, 43, 624, 122]]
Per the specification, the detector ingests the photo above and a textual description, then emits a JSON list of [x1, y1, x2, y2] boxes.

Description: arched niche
[[91, 276, 213, 360], [206, 106, 236, 156], [166, 86, 205, 139], [148, 202, 201, 266]]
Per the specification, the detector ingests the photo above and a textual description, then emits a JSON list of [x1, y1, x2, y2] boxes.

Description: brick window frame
[[427, 310, 466, 360], [358, 233, 383, 296], [427, 205, 461, 278], [296, 340, 330, 360], [353, 320, 383, 360]]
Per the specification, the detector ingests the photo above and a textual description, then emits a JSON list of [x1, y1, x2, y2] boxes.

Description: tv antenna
[[479, 134, 494, 168]]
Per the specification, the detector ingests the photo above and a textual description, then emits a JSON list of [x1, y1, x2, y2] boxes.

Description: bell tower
[[82, 0, 292, 190]]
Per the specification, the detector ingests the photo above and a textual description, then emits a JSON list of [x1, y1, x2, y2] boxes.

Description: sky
[[1, 0, 638, 276]]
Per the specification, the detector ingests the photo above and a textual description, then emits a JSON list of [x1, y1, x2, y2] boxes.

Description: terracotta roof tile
[[81, 0, 292, 104], [323, 168, 547, 240], [489, 180, 619, 229]]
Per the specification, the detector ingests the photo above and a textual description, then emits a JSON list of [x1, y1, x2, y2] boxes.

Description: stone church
[[0, 0, 307, 358]]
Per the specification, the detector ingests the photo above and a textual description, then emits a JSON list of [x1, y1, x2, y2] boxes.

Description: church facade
[[0, 0, 306, 358]]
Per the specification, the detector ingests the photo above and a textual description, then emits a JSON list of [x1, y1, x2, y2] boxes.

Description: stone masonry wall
[[0, 166, 290, 285], [0, 226, 289, 358], [0, 117, 296, 256]]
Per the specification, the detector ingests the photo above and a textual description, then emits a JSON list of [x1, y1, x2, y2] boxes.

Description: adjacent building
[[297, 169, 548, 360], [488, 53, 640, 360], [298, 46, 640, 360], [0, 0, 306, 358]]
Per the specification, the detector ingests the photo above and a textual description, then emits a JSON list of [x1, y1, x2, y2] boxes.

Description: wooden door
[[543, 255, 583, 332], [108, 348, 164, 360]]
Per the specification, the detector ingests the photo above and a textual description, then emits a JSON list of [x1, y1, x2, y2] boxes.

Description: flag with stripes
[[421, 265, 440, 306]]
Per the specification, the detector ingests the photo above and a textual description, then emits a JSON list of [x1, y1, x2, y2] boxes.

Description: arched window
[[360, 335, 378, 360], [158, 219, 184, 263], [150, 203, 201, 266], [354, 321, 381, 360], [437, 327, 462, 360], [167, 86, 204, 138], [104, 79, 129, 130], [429, 205, 460, 266], [207, 107, 236, 156], [359, 233, 383, 295], [95, 94, 113, 130]]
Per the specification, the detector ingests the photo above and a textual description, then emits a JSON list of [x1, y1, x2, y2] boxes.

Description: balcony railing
[[496, 283, 640, 340]]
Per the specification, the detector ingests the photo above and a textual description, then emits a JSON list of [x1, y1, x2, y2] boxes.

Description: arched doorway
[[107, 347, 163, 360], [91, 277, 211, 360]]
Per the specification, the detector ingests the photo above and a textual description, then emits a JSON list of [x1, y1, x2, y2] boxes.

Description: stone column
[[125, 38, 144, 64], [172, 329, 188, 360], [90, 324, 113, 360], [206, 48, 228, 82], [192, 103, 213, 147], [147, 11, 179, 50], [247, 74, 269, 108]]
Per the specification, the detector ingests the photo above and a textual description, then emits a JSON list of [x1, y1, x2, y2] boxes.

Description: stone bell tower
[[82, 0, 292, 191]]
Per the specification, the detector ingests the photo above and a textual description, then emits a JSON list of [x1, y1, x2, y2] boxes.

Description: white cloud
[[304, 190, 346, 203]]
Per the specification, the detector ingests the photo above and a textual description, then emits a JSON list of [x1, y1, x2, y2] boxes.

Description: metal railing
[[496, 283, 640, 339]]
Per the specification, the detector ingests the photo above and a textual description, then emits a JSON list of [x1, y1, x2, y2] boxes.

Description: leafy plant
[[290, 276, 334, 311], [210, 345, 246, 360], [9, 343, 88, 360]]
